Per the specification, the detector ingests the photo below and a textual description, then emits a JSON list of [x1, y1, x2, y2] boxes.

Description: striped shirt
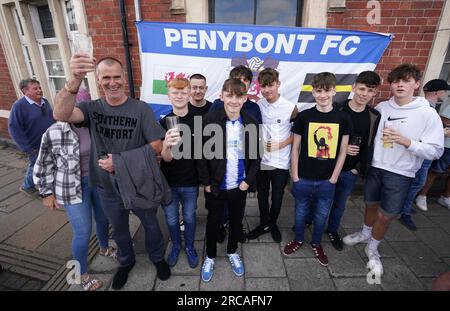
[[33, 122, 82, 205]]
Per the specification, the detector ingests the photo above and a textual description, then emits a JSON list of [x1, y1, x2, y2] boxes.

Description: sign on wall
[[137, 21, 392, 118]]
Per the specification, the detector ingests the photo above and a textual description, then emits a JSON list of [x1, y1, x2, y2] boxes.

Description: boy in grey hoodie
[[343, 64, 444, 278]]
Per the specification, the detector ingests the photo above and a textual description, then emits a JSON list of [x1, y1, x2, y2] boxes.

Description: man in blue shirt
[[8, 79, 54, 196]]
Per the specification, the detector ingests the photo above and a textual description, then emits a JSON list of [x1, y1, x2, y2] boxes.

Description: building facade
[[0, 0, 449, 141]]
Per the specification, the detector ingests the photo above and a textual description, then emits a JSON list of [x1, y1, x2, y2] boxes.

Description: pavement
[[0, 143, 449, 291]]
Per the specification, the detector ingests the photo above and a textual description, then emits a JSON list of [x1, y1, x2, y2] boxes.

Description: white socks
[[361, 224, 372, 238]]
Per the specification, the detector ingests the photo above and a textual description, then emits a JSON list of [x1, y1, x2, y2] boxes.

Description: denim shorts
[[364, 167, 413, 217], [430, 148, 450, 173]]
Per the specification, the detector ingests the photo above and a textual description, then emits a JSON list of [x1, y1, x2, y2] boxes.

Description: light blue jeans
[[402, 159, 432, 216], [65, 176, 109, 275], [163, 186, 199, 250], [22, 151, 37, 189]]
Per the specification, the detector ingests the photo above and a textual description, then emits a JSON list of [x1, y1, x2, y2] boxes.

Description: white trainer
[[437, 196, 450, 210], [365, 245, 384, 276], [415, 195, 428, 211], [342, 231, 370, 246]]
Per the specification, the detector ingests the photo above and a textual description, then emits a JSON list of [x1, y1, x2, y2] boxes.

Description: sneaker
[[270, 224, 282, 243], [217, 224, 227, 243], [399, 214, 417, 231], [437, 196, 450, 210], [238, 223, 248, 243], [185, 247, 199, 268], [365, 245, 384, 276], [19, 186, 38, 197], [167, 245, 181, 267], [415, 195, 428, 211], [112, 261, 135, 290], [201, 257, 215, 282], [247, 225, 270, 240], [227, 253, 244, 277], [342, 231, 370, 246], [327, 231, 343, 251], [283, 240, 303, 256], [154, 259, 171, 281], [311, 244, 328, 266]]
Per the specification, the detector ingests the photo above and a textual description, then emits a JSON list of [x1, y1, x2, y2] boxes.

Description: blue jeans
[[22, 151, 38, 189], [163, 186, 198, 249], [64, 176, 110, 275], [328, 170, 358, 233], [292, 178, 335, 245], [402, 159, 432, 216]]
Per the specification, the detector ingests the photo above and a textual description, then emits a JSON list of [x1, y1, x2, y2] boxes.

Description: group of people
[[6, 47, 450, 290]]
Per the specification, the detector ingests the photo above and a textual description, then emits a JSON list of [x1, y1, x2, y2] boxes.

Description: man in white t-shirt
[[247, 68, 298, 243]]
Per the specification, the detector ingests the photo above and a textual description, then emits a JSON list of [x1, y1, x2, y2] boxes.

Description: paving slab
[[0, 193, 33, 214], [326, 243, 368, 277], [242, 243, 286, 278], [155, 275, 200, 291], [383, 220, 420, 242], [379, 258, 425, 291], [353, 240, 397, 259], [5, 208, 68, 251], [245, 278, 290, 291], [415, 227, 450, 257], [406, 213, 438, 228], [418, 277, 435, 291], [428, 215, 450, 235], [389, 241, 448, 277], [333, 277, 382, 291], [285, 258, 335, 291], [37, 222, 73, 260]]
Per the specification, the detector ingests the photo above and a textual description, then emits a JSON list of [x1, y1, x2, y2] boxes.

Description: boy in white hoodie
[[343, 64, 444, 278]]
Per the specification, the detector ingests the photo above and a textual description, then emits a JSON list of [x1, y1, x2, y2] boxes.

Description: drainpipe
[[119, 0, 135, 98], [134, 0, 141, 22]]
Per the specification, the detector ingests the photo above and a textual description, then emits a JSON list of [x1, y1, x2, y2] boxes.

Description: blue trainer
[[227, 253, 244, 277], [167, 245, 181, 267], [185, 247, 199, 268], [201, 257, 215, 282]]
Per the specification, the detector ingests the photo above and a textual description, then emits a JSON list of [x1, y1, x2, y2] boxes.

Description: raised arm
[[53, 53, 95, 122]]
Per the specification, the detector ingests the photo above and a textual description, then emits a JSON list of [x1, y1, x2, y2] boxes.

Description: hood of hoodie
[[387, 96, 429, 110]]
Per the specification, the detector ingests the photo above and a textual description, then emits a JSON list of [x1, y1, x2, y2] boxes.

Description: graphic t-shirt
[[77, 97, 165, 189], [292, 106, 351, 180]]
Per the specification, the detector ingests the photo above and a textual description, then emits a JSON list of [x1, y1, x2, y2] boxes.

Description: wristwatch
[[40, 193, 53, 198]]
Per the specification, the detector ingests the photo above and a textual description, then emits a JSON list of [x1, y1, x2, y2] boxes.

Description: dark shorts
[[364, 167, 413, 217], [430, 148, 450, 173]]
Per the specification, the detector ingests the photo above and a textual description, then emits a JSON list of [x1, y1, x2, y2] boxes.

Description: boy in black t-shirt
[[284, 72, 350, 266], [326, 71, 381, 251], [160, 78, 199, 269]]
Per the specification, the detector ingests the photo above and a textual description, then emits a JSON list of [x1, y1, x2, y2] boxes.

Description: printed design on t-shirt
[[92, 112, 137, 139], [308, 122, 340, 159]]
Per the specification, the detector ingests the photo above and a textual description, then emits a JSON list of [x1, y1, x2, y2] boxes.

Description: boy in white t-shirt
[[247, 68, 298, 243]]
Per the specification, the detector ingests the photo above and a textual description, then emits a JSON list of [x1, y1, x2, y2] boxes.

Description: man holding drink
[[343, 64, 444, 277]]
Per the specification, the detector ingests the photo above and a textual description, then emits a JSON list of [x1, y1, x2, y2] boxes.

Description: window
[[209, 0, 303, 27], [440, 38, 450, 104], [13, 8, 35, 78]]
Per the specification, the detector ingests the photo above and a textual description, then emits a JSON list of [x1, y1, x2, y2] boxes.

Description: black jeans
[[97, 187, 165, 267], [256, 168, 290, 227], [205, 188, 247, 258]]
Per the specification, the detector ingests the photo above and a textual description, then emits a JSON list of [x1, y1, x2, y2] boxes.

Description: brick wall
[[0, 42, 18, 140], [85, 0, 186, 99], [327, 0, 444, 102]]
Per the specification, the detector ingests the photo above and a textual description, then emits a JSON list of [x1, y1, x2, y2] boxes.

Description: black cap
[[423, 79, 450, 92]]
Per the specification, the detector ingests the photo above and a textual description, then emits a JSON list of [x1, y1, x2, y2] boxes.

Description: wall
[[0, 42, 17, 140], [85, 0, 186, 99], [327, 0, 445, 102]]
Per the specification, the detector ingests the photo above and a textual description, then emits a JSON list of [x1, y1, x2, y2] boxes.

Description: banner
[[137, 22, 392, 118]]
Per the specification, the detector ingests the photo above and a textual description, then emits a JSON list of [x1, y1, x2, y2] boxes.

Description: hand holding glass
[[382, 121, 394, 148], [73, 33, 93, 57], [166, 116, 181, 144]]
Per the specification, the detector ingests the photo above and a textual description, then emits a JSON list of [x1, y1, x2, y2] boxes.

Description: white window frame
[[12, 7, 35, 78]]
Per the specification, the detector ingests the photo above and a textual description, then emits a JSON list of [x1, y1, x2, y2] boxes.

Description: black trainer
[[112, 261, 135, 290], [248, 225, 271, 240], [154, 259, 171, 281], [327, 231, 343, 251], [270, 224, 282, 243], [218, 224, 227, 243]]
